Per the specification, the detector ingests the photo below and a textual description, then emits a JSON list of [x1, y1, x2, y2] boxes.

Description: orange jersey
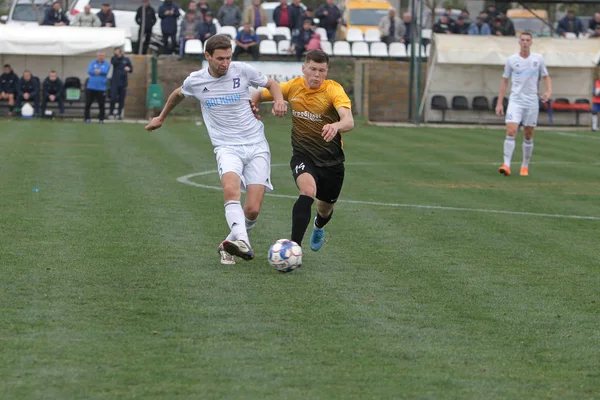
[[262, 77, 352, 167], [593, 79, 600, 104]]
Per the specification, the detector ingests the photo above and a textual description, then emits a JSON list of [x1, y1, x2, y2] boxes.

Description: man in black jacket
[[315, 0, 341, 42], [97, 2, 116, 27], [0, 64, 19, 116], [17, 71, 40, 115], [109, 48, 133, 120], [41, 70, 64, 116], [42, 1, 70, 26], [136, 0, 158, 55]]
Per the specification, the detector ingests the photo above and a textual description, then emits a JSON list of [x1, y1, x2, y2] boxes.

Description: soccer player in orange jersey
[[252, 50, 355, 252]]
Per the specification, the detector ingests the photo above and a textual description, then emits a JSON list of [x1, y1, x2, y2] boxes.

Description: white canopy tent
[[421, 34, 600, 125]]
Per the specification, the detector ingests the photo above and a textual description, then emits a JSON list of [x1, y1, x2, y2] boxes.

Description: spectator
[[491, 18, 509, 36], [498, 11, 515, 36], [188, 1, 199, 17], [97, 2, 116, 27], [84, 51, 110, 124], [295, 18, 315, 61], [273, 0, 298, 31], [179, 10, 201, 57], [198, 11, 218, 43], [485, 3, 499, 24], [72, 5, 102, 27], [304, 8, 317, 27], [468, 15, 490, 35], [41, 70, 64, 117], [433, 14, 453, 34], [453, 16, 469, 34], [379, 7, 405, 45], [316, 0, 341, 42], [401, 12, 412, 45], [136, 0, 158, 55], [589, 12, 600, 33], [306, 33, 322, 51], [233, 23, 260, 61], [290, 0, 305, 31], [444, 8, 456, 31], [460, 9, 471, 26], [557, 10, 585, 37], [42, 1, 69, 26], [0, 64, 19, 117], [217, 0, 242, 28], [109, 48, 133, 120], [196, 0, 211, 20], [17, 71, 39, 116], [591, 26, 600, 38], [243, 0, 268, 29], [159, 0, 180, 55]]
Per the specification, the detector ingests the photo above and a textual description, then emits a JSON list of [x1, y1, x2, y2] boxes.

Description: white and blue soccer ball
[[268, 239, 302, 272]]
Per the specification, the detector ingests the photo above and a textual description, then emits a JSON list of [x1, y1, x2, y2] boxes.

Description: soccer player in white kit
[[495, 32, 552, 177], [145, 35, 287, 264]]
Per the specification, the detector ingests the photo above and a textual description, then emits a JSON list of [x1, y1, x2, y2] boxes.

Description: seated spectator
[[244, 0, 268, 29], [306, 33, 322, 51], [217, 0, 242, 28], [41, 70, 64, 117], [72, 5, 102, 27], [468, 15, 490, 35], [444, 8, 456, 31], [294, 18, 315, 61], [459, 9, 471, 26], [379, 7, 405, 45], [433, 14, 453, 34], [42, 1, 70, 26], [233, 23, 260, 61], [485, 3, 498, 24], [589, 13, 600, 33], [491, 18, 510, 36], [97, 2, 116, 27], [557, 10, 585, 37], [401, 12, 411, 45], [180, 10, 201, 57], [198, 11, 217, 43], [453, 16, 469, 34], [196, 0, 211, 20], [17, 71, 39, 115], [273, 0, 298, 31], [0, 64, 19, 116], [498, 11, 515, 36]]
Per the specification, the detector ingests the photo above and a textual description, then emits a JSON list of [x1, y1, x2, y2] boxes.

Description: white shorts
[[214, 140, 273, 192], [506, 102, 539, 127]]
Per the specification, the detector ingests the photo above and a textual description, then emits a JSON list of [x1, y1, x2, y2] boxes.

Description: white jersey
[[503, 52, 549, 107], [181, 62, 269, 146]]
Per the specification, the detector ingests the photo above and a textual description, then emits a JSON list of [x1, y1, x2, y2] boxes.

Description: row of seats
[[184, 38, 429, 58]]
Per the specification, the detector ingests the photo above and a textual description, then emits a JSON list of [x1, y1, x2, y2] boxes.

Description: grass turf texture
[[1, 117, 599, 399]]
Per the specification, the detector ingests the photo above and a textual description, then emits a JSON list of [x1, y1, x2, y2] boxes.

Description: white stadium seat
[[231, 39, 236, 52], [346, 27, 364, 42], [333, 40, 351, 56], [278, 40, 291, 55], [184, 39, 203, 55], [406, 44, 428, 58], [369, 41, 388, 57], [320, 40, 333, 55], [255, 26, 273, 40], [364, 28, 381, 42], [388, 42, 407, 57], [315, 27, 328, 40], [565, 32, 577, 39], [351, 41, 369, 56], [421, 28, 433, 40], [274, 26, 292, 41], [124, 38, 132, 53], [259, 40, 278, 55], [267, 22, 277, 34], [218, 25, 237, 39]]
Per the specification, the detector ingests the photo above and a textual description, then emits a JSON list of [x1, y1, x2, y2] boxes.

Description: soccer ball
[[268, 239, 302, 272]]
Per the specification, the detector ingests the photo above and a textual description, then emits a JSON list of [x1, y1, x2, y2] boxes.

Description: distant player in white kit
[[495, 32, 552, 177], [145, 35, 287, 264]]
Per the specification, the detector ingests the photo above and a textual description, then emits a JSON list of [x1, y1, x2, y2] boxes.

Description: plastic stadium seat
[[431, 95, 448, 122], [552, 97, 570, 112], [407, 44, 428, 58], [388, 42, 407, 57], [277, 40, 291, 55], [333, 41, 351, 56], [315, 27, 328, 40], [255, 26, 273, 40], [369, 42, 388, 57], [364, 28, 381, 42], [124, 38, 132, 53], [565, 32, 577, 39], [492, 96, 508, 110], [274, 26, 291, 41], [218, 25, 237, 39], [452, 96, 469, 110], [351, 41, 369, 57], [231, 39, 236, 52], [472, 96, 489, 111], [259, 40, 278, 55], [267, 22, 276, 34], [579, 33, 589, 39], [320, 40, 333, 55], [345, 27, 364, 42], [64, 77, 81, 102], [421, 28, 432, 40], [184, 39, 203, 55]]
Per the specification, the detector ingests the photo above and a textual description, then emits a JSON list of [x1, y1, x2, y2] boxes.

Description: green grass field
[[1, 116, 599, 399]]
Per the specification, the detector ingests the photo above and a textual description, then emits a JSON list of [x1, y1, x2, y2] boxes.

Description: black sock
[[291, 195, 314, 246], [315, 209, 333, 229], [9, 105, 14, 112]]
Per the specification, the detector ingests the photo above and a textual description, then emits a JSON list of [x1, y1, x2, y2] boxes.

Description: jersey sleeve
[[181, 75, 194, 97], [243, 63, 269, 88], [328, 82, 352, 110], [539, 57, 549, 77], [261, 80, 290, 102], [502, 59, 512, 79]]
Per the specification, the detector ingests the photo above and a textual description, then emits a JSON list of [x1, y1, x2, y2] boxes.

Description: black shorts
[[290, 154, 345, 204]]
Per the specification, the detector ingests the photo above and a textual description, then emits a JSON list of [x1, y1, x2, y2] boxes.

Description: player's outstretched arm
[[541, 75, 552, 102], [145, 87, 185, 131], [264, 78, 287, 117], [321, 107, 354, 142], [495, 78, 509, 116]]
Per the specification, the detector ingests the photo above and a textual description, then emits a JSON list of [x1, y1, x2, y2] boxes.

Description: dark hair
[[305, 50, 329, 66], [3, 64, 10, 68], [204, 34, 232, 56], [50, 70, 57, 73], [520, 31, 533, 38]]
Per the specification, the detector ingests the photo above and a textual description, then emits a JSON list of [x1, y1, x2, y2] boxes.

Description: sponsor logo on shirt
[[292, 109, 321, 122], [205, 93, 242, 108]]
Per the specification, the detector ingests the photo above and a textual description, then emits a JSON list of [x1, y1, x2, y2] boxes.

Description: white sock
[[226, 216, 257, 241], [224, 200, 248, 243], [593, 114, 598, 130], [522, 139, 534, 168], [503, 136, 516, 167]]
